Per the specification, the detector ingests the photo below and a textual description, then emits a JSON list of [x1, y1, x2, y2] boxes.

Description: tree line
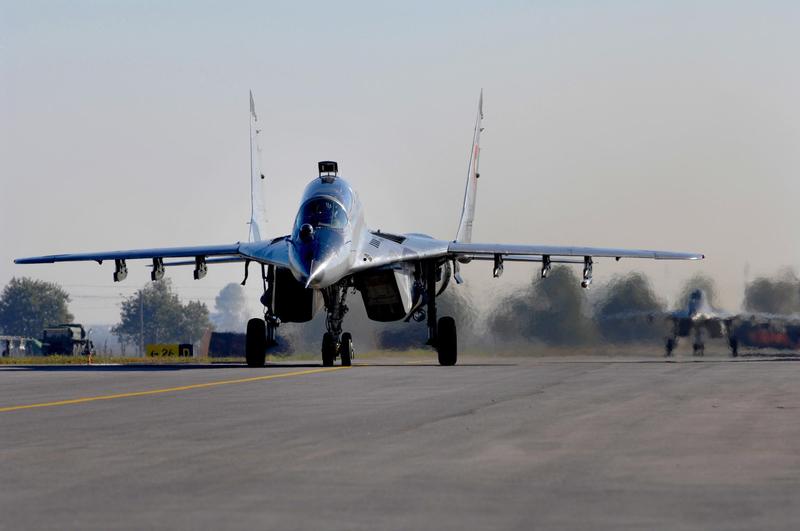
[[0, 278, 211, 350], [3, 269, 800, 351]]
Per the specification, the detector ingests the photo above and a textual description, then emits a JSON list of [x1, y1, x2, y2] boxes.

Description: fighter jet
[[15, 92, 704, 367], [663, 289, 800, 357], [663, 289, 735, 356]]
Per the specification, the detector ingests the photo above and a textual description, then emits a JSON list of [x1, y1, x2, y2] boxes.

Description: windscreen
[[296, 197, 348, 229]]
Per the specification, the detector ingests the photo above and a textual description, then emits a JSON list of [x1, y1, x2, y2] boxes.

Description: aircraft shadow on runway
[[2, 355, 798, 372], [0, 361, 521, 372]]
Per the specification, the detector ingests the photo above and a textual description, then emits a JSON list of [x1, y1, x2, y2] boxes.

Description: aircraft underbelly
[[355, 264, 415, 322], [272, 267, 324, 322]]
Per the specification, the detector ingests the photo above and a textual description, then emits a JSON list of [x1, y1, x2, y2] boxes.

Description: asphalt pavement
[[1, 356, 799, 530]]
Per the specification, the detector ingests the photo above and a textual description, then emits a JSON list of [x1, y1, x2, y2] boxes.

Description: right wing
[[15, 238, 292, 279], [15, 244, 243, 264]]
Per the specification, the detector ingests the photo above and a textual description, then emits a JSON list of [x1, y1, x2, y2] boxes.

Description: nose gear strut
[[320, 282, 353, 367]]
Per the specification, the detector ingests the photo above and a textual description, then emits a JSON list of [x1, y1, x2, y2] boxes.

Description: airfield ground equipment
[[42, 323, 95, 356]]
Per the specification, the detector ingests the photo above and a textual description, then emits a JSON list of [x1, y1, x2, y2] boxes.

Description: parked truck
[[42, 324, 95, 356]]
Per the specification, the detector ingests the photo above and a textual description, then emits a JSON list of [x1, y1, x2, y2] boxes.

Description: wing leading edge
[[14, 244, 242, 264], [15, 239, 292, 270], [448, 242, 703, 261]]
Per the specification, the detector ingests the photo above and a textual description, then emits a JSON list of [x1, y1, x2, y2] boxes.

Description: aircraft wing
[[15, 238, 292, 270], [448, 242, 703, 261], [733, 311, 800, 324], [348, 233, 702, 276], [15, 244, 243, 264]]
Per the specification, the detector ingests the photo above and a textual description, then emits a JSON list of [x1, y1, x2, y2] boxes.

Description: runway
[[1, 356, 799, 530]]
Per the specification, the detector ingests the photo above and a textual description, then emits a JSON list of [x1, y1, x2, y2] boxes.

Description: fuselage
[[288, 175, 366, 289]]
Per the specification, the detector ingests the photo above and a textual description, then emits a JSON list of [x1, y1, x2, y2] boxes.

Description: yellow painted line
[[0, 366, 349, 413]]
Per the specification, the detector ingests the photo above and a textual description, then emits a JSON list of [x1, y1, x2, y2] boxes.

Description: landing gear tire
[[340, 332, 353, 367], [665, 338, 675, 357], [322, 332, 336, 367], [246, 318, 267, 367], [437, 316, 457, 366]]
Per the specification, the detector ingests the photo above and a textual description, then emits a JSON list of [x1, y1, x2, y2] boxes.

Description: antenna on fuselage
[[318, 161, 338, 183]]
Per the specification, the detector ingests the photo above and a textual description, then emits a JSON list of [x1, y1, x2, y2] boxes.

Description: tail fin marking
[[455, 90, 484, 243]]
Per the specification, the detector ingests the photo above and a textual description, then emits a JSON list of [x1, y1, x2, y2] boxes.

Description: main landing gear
[[425, 261, 458, 366], [320, 283, 353, 367], [245, 315, 278, 367], [245, 264, 279, 367]]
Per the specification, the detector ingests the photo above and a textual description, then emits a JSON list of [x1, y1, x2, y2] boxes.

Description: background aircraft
[[15, 93, 704, 366], [663, 289, 735, 356], [604, 288, 800, 357]]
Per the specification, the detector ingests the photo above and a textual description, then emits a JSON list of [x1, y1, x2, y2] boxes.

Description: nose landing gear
[[320, 331, 353, 367], [322, 332, 336, 367], [692, 328, 705, 356], [340, 332, 353, 366], [320, 283, 354, 367]]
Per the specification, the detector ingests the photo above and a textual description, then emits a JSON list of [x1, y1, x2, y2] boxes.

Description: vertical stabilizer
[[455, 90, 484, 243], [249, 91, 268, 242]]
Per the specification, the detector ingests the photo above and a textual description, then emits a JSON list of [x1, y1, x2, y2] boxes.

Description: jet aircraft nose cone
[[289, 227, 345, 289], [303, 260, 327, 289]]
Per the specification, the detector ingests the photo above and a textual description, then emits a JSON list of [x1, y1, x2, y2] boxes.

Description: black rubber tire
[[437, 316, 457, 366], [246, 318, 267, 367], [339, 332, 353, 367], [665, 338, 675, 357], [322, 332, 336, 367]]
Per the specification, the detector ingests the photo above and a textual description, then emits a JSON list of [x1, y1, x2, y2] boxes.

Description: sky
[[1, 0, 799, 324]]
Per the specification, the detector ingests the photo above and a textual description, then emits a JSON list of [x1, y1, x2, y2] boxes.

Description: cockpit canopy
[[295, 197, 348, 230]]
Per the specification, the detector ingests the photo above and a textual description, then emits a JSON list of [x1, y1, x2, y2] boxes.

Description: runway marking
[[0, 367, 349, 413]]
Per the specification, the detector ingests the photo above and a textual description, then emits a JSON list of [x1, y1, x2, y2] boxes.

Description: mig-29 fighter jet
[[663, 289, 800, 357], [15, 92, 704, 367], [663, 289, 736, 356]]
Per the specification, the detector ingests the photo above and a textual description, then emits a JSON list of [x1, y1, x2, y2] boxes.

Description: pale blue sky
[[2, 1, 799, 322]]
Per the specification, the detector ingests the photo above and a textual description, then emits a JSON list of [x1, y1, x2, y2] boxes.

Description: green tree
[[744, 269, 800, 314], [489, 266, 596, 345], [377, 285, 479, 350], [594, 272, 666, 342], [0, 277, 73, 337], [112, 280, 211, 349]]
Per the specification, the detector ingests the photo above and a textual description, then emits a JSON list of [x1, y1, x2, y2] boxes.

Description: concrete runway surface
[[1, 356, 799, 530]]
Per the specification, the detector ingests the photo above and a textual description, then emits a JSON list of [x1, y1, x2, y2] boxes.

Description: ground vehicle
[[42, 324, 95, 356]]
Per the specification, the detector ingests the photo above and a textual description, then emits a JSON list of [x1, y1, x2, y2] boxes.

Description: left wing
[[448, 242, 704, 261], [349, 233, 701, 278]]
